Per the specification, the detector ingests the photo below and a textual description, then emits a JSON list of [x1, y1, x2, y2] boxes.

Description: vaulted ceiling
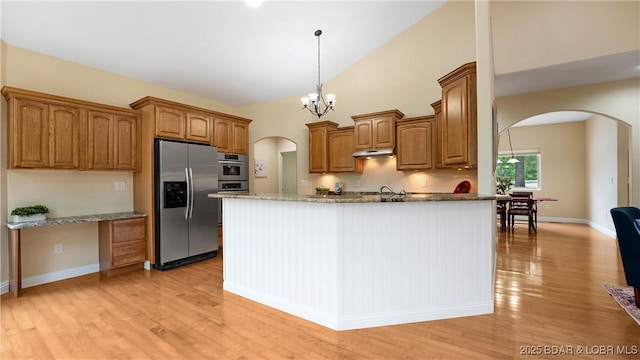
[[2, 0, 638, 113]]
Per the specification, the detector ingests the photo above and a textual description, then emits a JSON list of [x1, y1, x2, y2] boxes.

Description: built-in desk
[[6, 212, 147, 298]]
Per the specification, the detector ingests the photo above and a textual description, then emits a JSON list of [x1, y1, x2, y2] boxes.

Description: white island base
[[220, 196, 495, 331]]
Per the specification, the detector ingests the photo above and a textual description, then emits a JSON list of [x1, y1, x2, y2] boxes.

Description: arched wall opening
[[497, 110, 631, 236], [252, 137, 297, 194]]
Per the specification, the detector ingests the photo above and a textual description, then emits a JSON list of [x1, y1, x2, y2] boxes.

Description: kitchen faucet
[[379, 185, 406, 202], [380, 185, 406, 196]]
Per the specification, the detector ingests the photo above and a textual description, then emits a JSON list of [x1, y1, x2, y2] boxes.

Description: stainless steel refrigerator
[[154, 139, 219, 270]]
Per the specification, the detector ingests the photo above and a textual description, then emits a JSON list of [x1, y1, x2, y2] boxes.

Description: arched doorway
[[253, 137, 297, 194], [497, 110, 631, 235]]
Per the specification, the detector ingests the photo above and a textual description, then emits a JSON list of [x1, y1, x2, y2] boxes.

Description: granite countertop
[[207, 192, 498, 203], [6, 212, 147, 230]]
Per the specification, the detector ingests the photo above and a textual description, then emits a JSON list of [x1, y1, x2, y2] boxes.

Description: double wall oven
[[217, 153, 249, 224]]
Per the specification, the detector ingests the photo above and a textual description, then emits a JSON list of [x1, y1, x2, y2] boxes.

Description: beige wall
[[491, 1, 640, 74], [499, 122, 587, 220], [586, 115, 619, 233], [618, 124, 630, 207]]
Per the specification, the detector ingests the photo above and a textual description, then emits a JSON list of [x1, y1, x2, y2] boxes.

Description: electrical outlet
[[355, 180, 361, 188], [115, 181, 125, 191], [421, 177, 427, 188], [54, 243, 63, 254]]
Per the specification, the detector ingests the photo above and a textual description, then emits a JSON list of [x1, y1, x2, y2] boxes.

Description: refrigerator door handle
[[188, 167, 195, 219], [184, 167, 191, 220]]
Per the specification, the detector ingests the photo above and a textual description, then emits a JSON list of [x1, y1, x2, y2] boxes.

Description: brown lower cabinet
[[99, 217, 146, 277]]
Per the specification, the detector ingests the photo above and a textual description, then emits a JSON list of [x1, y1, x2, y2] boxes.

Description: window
[[496, 152, 541, 190]]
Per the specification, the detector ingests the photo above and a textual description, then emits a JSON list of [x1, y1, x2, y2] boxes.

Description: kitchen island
[[208, 192, 496, 330]]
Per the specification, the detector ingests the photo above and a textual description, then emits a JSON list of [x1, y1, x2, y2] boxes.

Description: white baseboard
[[587, 221, 617, 238], [538, 217, 616, 238], [537, 216, 588, 224], [0, 263, 99, 295]]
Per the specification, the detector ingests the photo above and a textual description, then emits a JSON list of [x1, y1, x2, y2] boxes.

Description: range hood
[[352, 148, 395, 158]]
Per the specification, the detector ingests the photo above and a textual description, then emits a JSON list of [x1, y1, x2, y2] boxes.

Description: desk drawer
[[112, 217, 146, 244], [112, 239, 146, 267]]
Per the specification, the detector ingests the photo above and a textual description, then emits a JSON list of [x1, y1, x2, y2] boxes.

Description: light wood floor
[[2, 222, 639, 359]]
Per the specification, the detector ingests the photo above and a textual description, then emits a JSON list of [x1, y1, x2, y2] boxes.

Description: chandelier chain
[[317, 31, 321, 88]]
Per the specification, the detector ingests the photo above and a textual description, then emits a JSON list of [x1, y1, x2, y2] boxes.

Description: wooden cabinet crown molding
[[437, 62, 477, 87], [129, 96, 252, 124], [395, 115, 435, 126], [2, 87, 141, 116], [350, 109, 405, 122]]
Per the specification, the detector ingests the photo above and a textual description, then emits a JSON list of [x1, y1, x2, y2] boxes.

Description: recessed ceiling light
[[246, 0, 263, 7]]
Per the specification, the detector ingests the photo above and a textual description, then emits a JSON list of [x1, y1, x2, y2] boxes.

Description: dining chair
[[610, 207, 640, 308], [497, 200, 507, 231], [508, 192, 537, 232]]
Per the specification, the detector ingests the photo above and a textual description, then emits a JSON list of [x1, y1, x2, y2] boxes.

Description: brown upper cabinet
[[84, 111, 140, 171], [306, 121, 337, 173], [306, 121, 362, 173], [2, 87, 141, 171], [437, 62, 477, 168], [187, 112, 214, 144], [7, 99, 80, 169], [351, 109, 404, 151], [153, 105, 212, 144], [328, 126, 363, 173], [130, 96, 252, 154], [213, 115, 251, 155], [154, 106, 213, 144], [396, 116, 435, 171]]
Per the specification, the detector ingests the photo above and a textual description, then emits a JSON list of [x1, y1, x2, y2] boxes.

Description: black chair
[[508, 192, 537, 232], [610, 207, 640, 308]]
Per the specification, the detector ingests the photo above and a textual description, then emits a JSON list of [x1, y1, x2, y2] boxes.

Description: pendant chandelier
[[507, 129, 520, 163], [301, 30, 336, 118]]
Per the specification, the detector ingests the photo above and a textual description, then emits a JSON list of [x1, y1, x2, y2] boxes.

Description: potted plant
[[10, 205, 49, 223], [496, 175, 513, 195]]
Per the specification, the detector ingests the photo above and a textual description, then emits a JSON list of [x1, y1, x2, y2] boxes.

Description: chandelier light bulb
[[326, 93, 336, 105]]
